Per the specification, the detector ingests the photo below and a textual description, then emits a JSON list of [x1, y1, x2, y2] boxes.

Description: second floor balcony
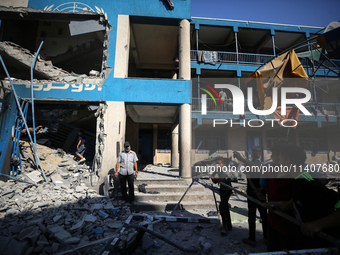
[[191, 49, 340, 77]]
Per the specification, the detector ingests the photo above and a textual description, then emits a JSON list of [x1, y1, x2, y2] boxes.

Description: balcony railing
[[190, 50, 275, 65], [190, 50, 340, 73], [192, 97, 340, 117]]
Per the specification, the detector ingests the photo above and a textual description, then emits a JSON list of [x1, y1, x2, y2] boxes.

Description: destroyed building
[[0, 0, 192, 186], [1, 0, 340, 186], [0, 0, 340, 254]]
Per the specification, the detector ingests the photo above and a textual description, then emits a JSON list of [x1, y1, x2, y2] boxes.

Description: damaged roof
[[0, 5, 106, 22]]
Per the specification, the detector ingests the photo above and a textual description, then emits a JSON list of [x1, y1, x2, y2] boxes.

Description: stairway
[[132, 178, 217, 211]]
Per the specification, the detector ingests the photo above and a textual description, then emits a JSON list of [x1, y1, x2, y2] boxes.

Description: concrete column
[[178, 19, 191, 178], [171, 124, 179, 167], [95, 101, 126, 192], [114, 15, 130, 78], [178, 19, 190, 80], [179, 104, 191, 178]]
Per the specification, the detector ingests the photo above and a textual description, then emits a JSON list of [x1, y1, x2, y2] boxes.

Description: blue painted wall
[[13, 79, 191, 104]]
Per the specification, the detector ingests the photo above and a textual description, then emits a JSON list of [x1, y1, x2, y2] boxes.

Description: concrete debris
[[18, 226, 41, 244], [48, 225, 80, 244], [0, 144, 137, 254], [84, 214, 97, 223], [0, 142, 273, 255], [25, 171, 43, 183], [0, 41, 69, 79]]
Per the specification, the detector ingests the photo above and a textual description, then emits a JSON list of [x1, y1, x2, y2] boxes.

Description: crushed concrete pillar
[[171, 124, 179, 168], [95, 101, 126, 193]]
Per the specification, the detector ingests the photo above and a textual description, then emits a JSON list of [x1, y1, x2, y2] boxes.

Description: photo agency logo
[[201, 83, 312, 128]]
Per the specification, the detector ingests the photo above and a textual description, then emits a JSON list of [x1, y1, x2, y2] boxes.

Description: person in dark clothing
[[75, 130, 86, 163], [234, 149, 268, 247], [264, 143, 340, 251], [211, 158, 233, 236]]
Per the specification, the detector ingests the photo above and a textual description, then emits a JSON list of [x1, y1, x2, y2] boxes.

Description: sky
[[191, 0, 340, 28]]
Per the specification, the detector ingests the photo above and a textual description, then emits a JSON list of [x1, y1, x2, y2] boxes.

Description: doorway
[[139, 129, 153, 164]]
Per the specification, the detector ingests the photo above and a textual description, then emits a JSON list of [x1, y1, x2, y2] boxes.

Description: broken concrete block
[[18, 226, 41, 244], [26, 171, 43, 183], [64, 236, 80, 244], [99, 210, 109, 219], [51, 174, 64, 184], [70, 216, 85, 231], [53, 215, 63, 223], [48, 225, 81, 245], [91, 203, 104, 210], [106, 219, 123, 229], [104, 202, 114, 210], [84, 214, 97, 223]]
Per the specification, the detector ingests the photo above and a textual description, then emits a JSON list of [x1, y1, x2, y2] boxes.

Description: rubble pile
[[16, 141, 95, 187], [0, 179, 135, 254], [0, 41, 69, 80]]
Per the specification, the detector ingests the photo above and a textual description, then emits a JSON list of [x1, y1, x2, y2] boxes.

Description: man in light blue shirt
[[114, 141, 138, 203]]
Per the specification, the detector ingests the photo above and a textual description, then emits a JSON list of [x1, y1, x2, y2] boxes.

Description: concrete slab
[[26, 171, 43, 183]]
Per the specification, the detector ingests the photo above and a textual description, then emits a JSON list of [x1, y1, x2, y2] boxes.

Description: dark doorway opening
[[139, 128, 153, 164]]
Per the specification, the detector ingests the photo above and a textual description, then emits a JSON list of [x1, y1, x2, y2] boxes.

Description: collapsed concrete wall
[[0, 6, 112, 185]]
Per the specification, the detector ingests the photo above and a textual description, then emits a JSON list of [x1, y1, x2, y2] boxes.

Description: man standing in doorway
[[115, 141, 138, 204]]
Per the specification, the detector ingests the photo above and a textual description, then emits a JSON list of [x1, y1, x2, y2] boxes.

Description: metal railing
[[192, 97, 340, 117], [190, 50, 275, 65], [191, 50, 340, 71]]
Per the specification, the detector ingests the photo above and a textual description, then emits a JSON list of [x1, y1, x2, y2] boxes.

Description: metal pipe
[[196, 28, 199, 55], [0, 56, 47, 182], [171, 178, 195, 214], [211, 183, 220, 221], [0, 173, 37, 186], [235, 32, 239, 64], [30, 41, 44, 169], [271, 34, 276, 56]]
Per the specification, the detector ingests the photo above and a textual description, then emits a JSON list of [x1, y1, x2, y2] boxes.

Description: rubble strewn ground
[[0, 175, 266, 255], [7, 142, 340, 254]]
